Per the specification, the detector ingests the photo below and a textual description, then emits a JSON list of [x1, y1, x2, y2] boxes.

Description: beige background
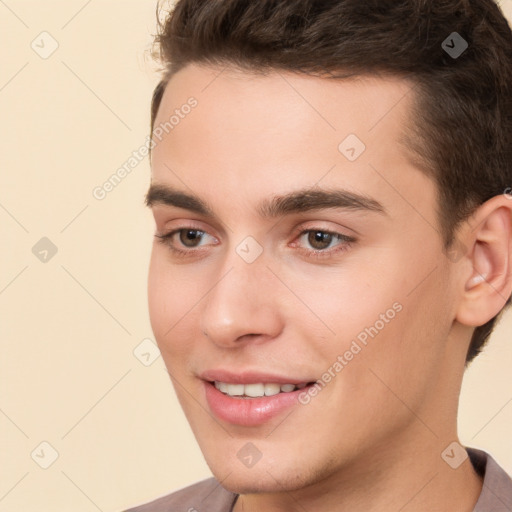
[[0, 1, 511, 511]]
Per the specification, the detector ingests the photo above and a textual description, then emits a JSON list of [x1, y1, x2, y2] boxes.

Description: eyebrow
[[145, 183, 386, 218]]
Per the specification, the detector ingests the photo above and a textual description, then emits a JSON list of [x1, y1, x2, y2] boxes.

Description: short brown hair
[[150, 0, 512, 364]]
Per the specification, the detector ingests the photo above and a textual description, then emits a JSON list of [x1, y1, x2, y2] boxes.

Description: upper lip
[[199, 369, 316, 385]]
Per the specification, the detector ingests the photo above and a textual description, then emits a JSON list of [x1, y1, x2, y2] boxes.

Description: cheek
[[291, 246, 446, 377], [147, 252, 198, 350], [283, 258, 406, 347], [147, 253, 169, 338], [148, 250, 226, 373], [345, 268, 454, 415]]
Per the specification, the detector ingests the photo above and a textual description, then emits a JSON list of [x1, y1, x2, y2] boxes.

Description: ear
[[455, 194, 512, 327]]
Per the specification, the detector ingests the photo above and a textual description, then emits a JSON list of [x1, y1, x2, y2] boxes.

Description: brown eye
[[179, 229, 205, 247], [293, 228, 356, 260], [307, 231, 333, 250], [154, 225, 217, 257]]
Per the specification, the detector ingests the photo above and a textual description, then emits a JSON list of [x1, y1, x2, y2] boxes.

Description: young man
[[126, 0, 512, 510]]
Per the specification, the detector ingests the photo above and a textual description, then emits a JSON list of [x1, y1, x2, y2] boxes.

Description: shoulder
[[122, 477, 238, 512], [468, 447, 512, 511]]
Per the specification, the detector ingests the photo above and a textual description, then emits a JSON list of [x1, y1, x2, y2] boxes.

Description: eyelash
[[154, 226, 356, 261]]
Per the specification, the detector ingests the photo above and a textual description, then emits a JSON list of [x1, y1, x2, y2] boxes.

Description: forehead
[[152, 63, 418, 164], [150, 63, 428, 219]]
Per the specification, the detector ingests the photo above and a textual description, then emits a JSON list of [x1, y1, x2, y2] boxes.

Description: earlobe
[[456, 198, 512, 327]]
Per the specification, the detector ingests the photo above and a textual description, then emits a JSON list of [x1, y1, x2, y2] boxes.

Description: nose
[[199, 250, 283, 348]]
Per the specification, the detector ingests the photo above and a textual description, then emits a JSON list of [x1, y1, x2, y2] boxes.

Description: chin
[[209, 461, 314, 495]]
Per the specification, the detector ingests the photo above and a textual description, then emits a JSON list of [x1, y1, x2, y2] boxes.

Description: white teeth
[[244, 383, 265, 397], [214, 381, 306, 398], [226, 383, 244, 396], [264, 383, 281, 396]]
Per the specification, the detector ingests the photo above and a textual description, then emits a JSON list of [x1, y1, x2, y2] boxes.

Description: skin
[[146, 63, 512, 512]]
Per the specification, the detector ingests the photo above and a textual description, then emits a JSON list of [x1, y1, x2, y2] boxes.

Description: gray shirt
[[123, 447, 512, 511]]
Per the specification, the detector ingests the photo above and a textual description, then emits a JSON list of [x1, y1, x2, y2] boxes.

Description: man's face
[[147, 64, 462, 493]]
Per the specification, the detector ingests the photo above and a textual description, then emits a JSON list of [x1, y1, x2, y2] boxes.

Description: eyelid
[[152, 208, 228, 237], [289, 226, 356, 260], [290, 221, 357, 241], [155, 225, 218, 248]]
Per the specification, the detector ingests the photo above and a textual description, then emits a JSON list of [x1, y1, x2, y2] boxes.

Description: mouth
[[209, 380, 317, 398], [203, 379, 318, 426]]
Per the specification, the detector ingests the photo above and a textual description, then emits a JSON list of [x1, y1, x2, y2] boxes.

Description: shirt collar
[[467, 447, 512, 511]]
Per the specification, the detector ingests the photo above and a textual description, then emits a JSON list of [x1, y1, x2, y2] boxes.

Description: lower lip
[[203, 381, 313, 426]]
